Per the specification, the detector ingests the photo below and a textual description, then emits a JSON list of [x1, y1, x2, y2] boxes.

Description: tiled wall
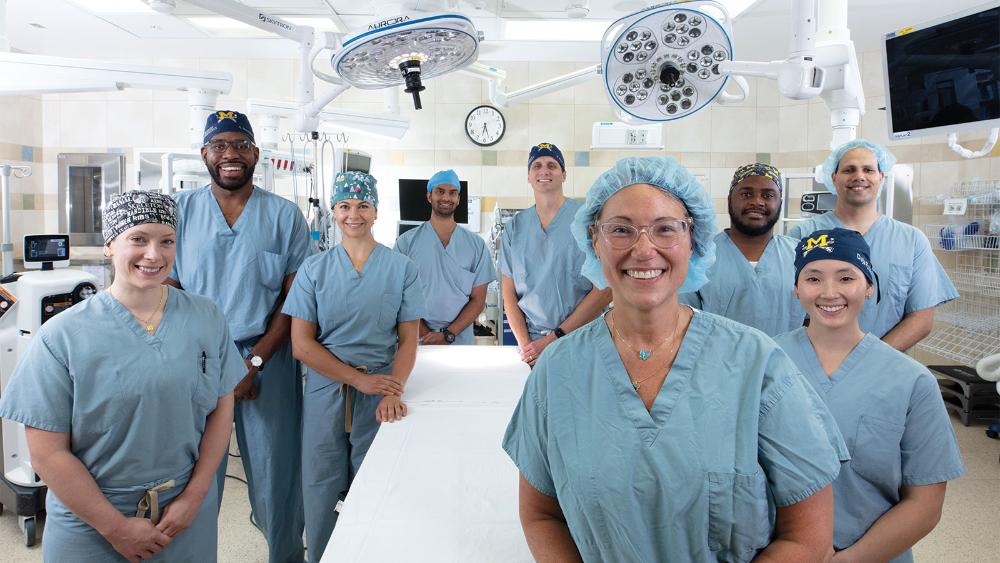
[[8, 51, 1000, 246], [0, 95, 46, 257]]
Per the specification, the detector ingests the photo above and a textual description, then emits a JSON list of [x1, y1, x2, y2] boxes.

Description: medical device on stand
[[0, 235, 98, 547]]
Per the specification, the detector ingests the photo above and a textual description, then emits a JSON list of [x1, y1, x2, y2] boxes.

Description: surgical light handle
[[947, 129, 1000, 159]]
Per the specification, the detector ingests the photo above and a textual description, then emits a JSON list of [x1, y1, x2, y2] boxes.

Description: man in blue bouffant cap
[[167, 109, 313, 562], [498, 143, 611, 366], [394, 169, 496, 345], [788, 140, 957, 351]]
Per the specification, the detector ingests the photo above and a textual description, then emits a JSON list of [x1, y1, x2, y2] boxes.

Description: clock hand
[[482, 123, 488, 135]]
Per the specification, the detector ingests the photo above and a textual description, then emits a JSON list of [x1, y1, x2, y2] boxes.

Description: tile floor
[[0, 415, 997, 562]]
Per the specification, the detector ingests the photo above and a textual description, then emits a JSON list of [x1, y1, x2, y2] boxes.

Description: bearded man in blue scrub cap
[[498, 143, 611, 366], [680, 163, 805, 336], [788, 140, 957, 351], [394, 169, 496, 345], [167, 110, 313, 563]]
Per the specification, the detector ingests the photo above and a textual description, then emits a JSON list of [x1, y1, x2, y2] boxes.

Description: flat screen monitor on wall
[[398, 179, 469, 224], [882, 2, 1000, 140]]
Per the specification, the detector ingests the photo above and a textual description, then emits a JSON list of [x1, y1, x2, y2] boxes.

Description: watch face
[[250, 355, 263, 368], [465, 105, 506, 147]]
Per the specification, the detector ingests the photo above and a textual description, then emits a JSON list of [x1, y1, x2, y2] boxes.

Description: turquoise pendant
[[638, 350, 651, 361]]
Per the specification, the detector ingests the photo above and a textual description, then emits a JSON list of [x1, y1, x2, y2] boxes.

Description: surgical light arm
[[719, 0, 865, 148]]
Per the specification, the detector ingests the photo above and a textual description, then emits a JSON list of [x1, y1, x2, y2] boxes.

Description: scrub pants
[[301, 370, 385, 563], [215, 341, 305, 563], [44, 468, 218, 562]]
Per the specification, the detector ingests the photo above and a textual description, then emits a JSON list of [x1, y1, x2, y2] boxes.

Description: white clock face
[[465, 105, 506, 147]]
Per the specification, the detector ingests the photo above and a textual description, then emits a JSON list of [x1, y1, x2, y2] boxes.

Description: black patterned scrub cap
[[102, 191, 179, 244]]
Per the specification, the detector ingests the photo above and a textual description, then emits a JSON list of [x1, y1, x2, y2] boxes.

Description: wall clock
[[465, 105, 506, 147]]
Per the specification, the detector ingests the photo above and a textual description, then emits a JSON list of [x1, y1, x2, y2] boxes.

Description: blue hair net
[[821, 139, 897, 195], [571, 157, 717, 293]]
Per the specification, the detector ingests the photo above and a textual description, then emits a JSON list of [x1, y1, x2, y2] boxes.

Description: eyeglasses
[[204, 140, 255, 154], [593, 218, 692, 250]]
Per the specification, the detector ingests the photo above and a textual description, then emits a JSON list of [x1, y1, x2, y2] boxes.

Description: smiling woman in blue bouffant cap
[[282, 169, 425, 560], [503, 156, 850, 562]]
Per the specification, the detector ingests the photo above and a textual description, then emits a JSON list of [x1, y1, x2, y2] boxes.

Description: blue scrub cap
[[528, 142, 565, 171], [794, 227, 880, 303], [571, 157, 717, 292], [203, 110, 255, 145], [821, 139, 896, 195], [331, 171, 378, 207], [427, 169, 461, 192]]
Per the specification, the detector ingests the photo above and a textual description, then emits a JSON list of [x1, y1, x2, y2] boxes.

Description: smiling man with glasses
[[679, 163, 805, 337], [166, 110, 314, 563]]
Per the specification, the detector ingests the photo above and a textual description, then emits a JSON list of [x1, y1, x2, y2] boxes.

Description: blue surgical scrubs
[[503, 310, 849, 563], [788, 213, 958, 338], [680, 231, 804, 336], [776, 328, 965, 562], [282, 243, 424, 563], [0, 288, 244, 562], [171, 186, 315, 563], [393, 222, 496, 344], [498, 200, 594, 340]]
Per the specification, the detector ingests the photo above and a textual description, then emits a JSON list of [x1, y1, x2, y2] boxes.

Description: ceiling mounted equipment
[[601, 0, 733, 123], [332, 13, 481, 109]]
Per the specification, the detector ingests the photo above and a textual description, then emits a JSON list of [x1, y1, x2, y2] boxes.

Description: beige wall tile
[[756, 107, 779, 153], [434, 104, 471, 150], [709, 167, 734, 199], [489, 103, 529, 152], [778, 105, 808, 153], [528, 104, 574, 152], [106, 101, 155, 149], [755, 75, 781, 108], [527, 62, 582, 105], [662, 106, 712, 152], [42, 99, 61, 148], [152, 101, 192, 148], [573, 76, 608, 106], [807, 102, 832, 151], [860, 50, 884, 98], [573, 104, 617, 151], [482, 166, 530, 198], [711, 106, 757, 153], [570, 166, 603, 198], [60, 100, 108, 148], [428, 71, 483, 105]]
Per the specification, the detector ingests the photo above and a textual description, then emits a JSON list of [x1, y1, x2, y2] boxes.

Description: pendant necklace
[[609, 308, 685, 391], [609, 306, 681, 362], [113, 286, 167, 335]]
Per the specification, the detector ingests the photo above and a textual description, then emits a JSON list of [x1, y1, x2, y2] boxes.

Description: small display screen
[[885, 6, 1000, 135], [25, 235, 69, 262], [398, 179, 469, 223]]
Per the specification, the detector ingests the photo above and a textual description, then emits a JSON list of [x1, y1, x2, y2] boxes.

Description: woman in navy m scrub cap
[[776, 228, 964, 562], [0, 191, 244, 562], [503, 157, 849, 562]]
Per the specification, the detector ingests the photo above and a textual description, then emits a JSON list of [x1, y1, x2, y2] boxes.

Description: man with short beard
[[167, 110, 312, 563], [393, 169, 495, 345], [680, 163, 805, 336]]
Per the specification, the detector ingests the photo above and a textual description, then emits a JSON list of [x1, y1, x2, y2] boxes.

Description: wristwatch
[[553, 327, 567, 339], [440, 328, 456, 344], [245, 352, 264, 369]]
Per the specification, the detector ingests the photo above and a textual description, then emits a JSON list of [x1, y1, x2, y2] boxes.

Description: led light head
[[602, 0, 733, 123], [333, 13, 479, 110]]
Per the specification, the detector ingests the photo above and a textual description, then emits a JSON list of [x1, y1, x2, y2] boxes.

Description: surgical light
[[332, 13, 480, 110], [602, 0, 733, 123]]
